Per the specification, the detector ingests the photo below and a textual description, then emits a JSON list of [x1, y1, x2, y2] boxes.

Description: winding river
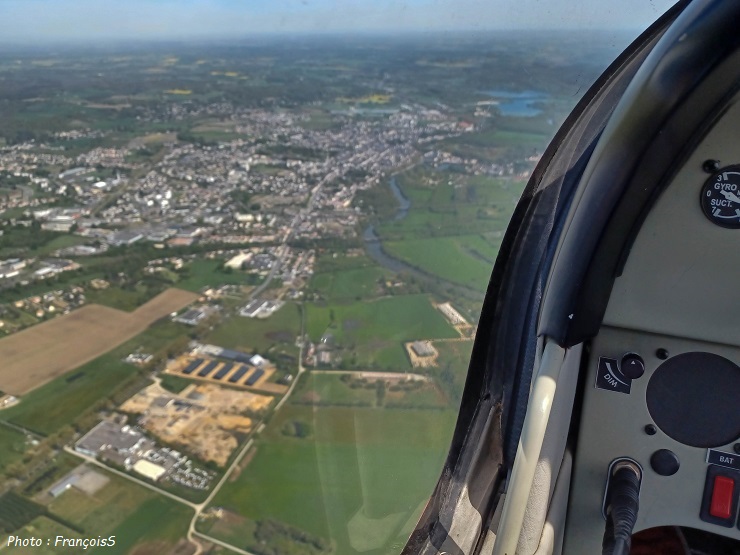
[[362, 175, 483, 300]]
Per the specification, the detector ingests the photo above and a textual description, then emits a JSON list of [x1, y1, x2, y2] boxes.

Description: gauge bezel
[[700, 164, 740, 229]]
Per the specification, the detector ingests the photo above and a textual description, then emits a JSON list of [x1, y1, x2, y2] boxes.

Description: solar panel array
[[197, 360, 219, 377], [228, 365, 249, 383], [212, 362, 234, 380], [245, 368, 264, 386], [177, 354, 270, 388], [182, 358, 204, 375]]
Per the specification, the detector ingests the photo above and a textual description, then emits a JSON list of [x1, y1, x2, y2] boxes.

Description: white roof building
[[133, 459, 166, 481]]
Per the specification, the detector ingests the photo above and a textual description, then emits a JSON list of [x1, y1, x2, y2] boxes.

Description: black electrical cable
[[602, 461, 642, 555]]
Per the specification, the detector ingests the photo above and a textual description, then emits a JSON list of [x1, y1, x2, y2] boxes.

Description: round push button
[[650, 449, 680, 476]]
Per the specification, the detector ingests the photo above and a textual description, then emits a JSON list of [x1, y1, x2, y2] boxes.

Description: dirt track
[[0, 288, 197, 395]]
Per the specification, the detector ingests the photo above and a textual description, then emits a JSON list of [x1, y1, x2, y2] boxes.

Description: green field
[[35, 235, 89, 256], [207, 403, 456, 555], [313, 251, 377, 274], [83, 286, 150, 311], [207, 302, 301, 355], [292, 373, 377, 407], [4, 516, 82, 555], [158, 373, 192, 394], [383, 235, 499, 292], [452, 128, 549, 148], [0, 425, 27, 473], [306, 295, 456, 370], [0, 354, 137, 435], [0, 491, 45, 532], [4, 472, 194, 555], [365, 167, 520, 295], [430, 340, 475, 406], [310, 266, 389, 302], [177, 259, 257, 292], [293, 373, 447, 410], [89, 496, 193, 555]]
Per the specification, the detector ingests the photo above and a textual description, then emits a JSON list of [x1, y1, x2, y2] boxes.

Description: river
[[362, 176, 483, 301], [363, 176, 413, 272]]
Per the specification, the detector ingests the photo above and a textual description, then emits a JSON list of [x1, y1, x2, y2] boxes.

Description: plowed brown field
[[0, 288, 197, 395]]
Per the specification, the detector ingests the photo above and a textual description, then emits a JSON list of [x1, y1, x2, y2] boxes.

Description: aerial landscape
[[0, 30, 629, 555]]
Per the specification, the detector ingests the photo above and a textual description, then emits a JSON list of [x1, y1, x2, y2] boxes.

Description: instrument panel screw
[[702, 159, 720, 173]]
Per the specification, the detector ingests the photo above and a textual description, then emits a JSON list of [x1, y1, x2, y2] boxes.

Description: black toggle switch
[[620, 353, 645, 380]]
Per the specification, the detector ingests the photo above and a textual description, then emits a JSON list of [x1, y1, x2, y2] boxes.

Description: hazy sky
[[0, 0, 677, 43]]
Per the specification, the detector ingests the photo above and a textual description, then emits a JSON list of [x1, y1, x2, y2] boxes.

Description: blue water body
[[481, 89, 549, 117]]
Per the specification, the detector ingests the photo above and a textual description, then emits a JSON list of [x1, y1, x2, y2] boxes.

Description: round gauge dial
[[701, 165, 740, 228]]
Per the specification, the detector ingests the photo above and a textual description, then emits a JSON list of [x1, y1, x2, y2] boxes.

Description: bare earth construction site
[[0, 288, 197, 395]]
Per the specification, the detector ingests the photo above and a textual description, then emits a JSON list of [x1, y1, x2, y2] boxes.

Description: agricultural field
[[0, 288, 196, 395], [292, 372, 447, 410], [313, 251, 377, 274], [0, 353, 136, 435], [0, 426, 28, 474], [83, 286, 152, 312], [383, 235, 499, 292], [430, 340, 476, 406], [292, 373, 378, 407], [205, 402, 456, 555], [177, 259, 258, 292], [206, 301, 301, 355], [306, 295, 457, 370], [0, 492, 47, 533], [365, 167, 524, 294], [2, 517, 79, 555], [309, 266, 390, 302], [5, 472, 194, 555]]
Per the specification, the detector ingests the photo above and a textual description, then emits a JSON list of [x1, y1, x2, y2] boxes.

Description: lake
[[481, 89, 550, 117]]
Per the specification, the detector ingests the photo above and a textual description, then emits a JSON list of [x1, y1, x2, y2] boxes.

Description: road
[[186, 438, 256, 555], [309, 369, 431, 381], [63, 446, 199, 509], [58, 175, 328, 554], [248, 175, 329, 300]]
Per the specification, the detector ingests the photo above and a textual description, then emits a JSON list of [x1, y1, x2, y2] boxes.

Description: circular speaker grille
[[646, 352, 740, 448]]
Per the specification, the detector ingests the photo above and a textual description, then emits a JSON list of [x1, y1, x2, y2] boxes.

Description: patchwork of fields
[[4, 473, 193, 555], [0, 288, 196, 395], [306, 295, 459, 370], [205, 395, 457, 555]]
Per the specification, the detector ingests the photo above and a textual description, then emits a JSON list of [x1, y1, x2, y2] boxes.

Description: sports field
[[0, 288, 196, 395]]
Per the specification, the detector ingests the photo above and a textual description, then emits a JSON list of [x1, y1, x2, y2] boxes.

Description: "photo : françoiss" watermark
[[6, 535, 117, 550]]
